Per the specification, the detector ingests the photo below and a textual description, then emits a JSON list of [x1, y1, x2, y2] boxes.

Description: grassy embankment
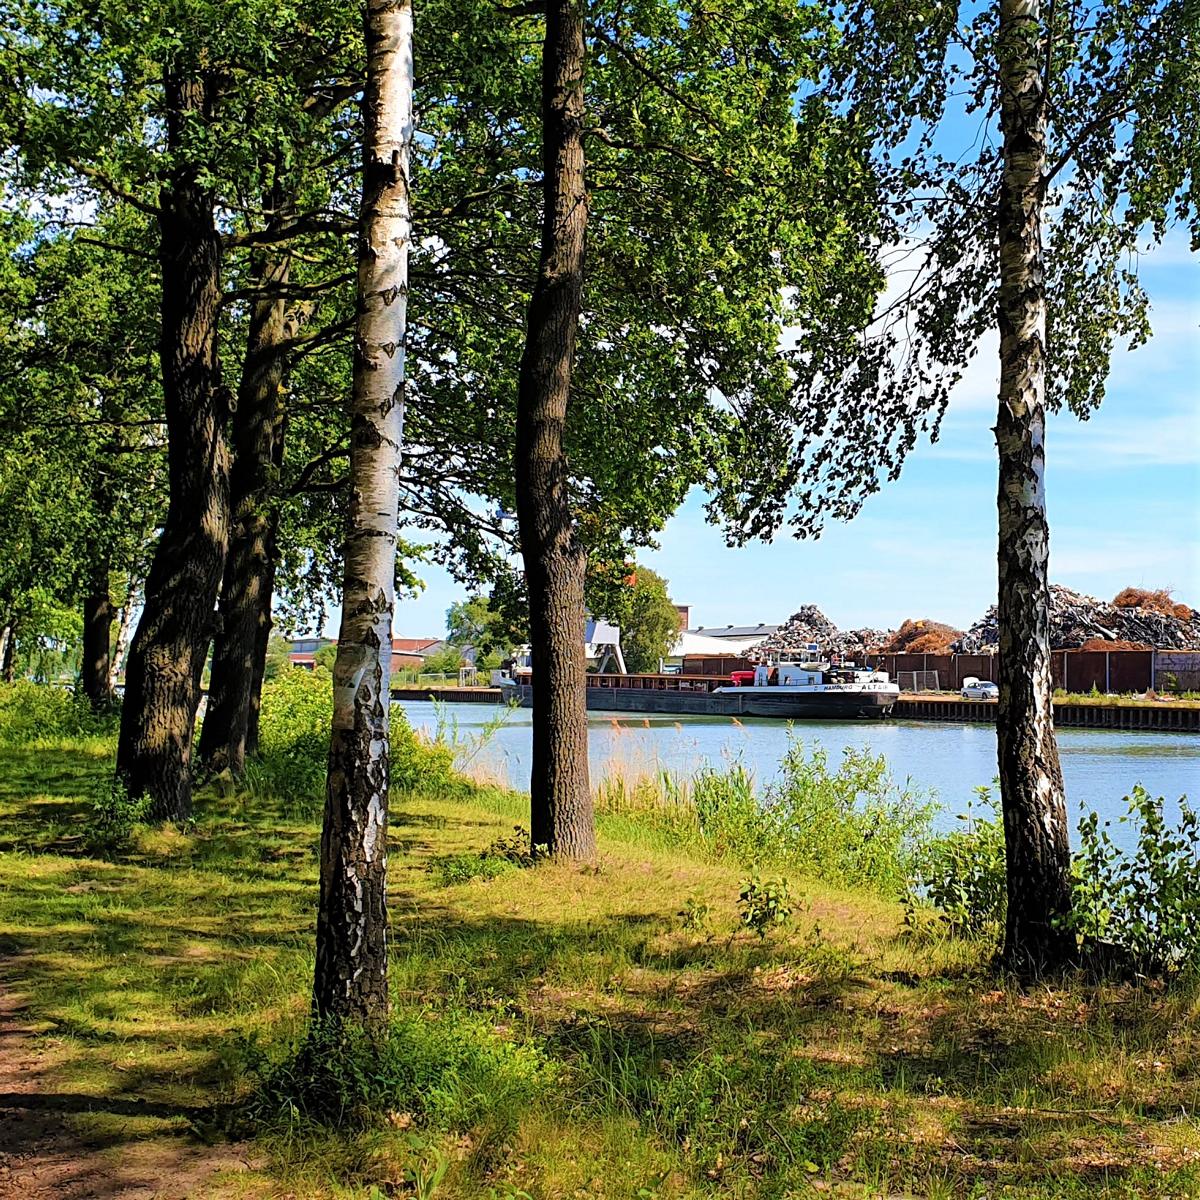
[[0, 710, 1197, 1197]]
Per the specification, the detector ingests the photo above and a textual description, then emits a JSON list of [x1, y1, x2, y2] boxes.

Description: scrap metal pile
[[751, 605, 894, 660], [880, 619, 963, 655], [958, 585, 1200, 653]]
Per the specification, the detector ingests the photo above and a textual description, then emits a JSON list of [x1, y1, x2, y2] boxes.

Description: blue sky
[[368, 235, 1198, 640]]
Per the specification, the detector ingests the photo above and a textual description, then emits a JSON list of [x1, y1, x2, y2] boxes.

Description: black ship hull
[[715, 688, 897, 719]]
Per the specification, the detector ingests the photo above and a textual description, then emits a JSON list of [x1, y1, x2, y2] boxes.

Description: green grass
[[0, 737, 1197, 1198], [1051, 690, 1200, 708]]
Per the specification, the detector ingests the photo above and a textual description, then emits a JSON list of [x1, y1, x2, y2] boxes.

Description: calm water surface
[[398, 701, 1199, 844]]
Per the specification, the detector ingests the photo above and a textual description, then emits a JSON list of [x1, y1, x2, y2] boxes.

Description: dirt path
[[0, 981, 261, 1200]]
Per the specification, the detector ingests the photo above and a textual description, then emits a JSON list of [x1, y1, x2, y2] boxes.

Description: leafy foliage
[[432, 826, 535, 887], [608, 566, 680, 675], [731, 0, 1199, 538], [445, 595, 521, 669], [738, 873, 794, 939], [421, 645, 465, 676], [683, 742, 933, 894], [910, 783, 1199, 980], [1072, 787, 1200, 976], [85, 775, 151, 850], [909, 786, 1008, 940], [0, 682, 117, 747], [244, 667, 457, 812]]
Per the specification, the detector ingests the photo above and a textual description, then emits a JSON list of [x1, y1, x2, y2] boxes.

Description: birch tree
[[993, 0, 1074, 970], [312, 0, 413, 1026], [730, 0, 1197, 973]]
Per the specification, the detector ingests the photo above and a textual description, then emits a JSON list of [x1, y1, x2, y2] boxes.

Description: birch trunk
[[514, 0, 595, 862], [200, 238, 295, 775], [109, 593, 136, 693], [995, 0, 1075, 974], [116, 72, 230, 824], [312, 0, 412, 1028]]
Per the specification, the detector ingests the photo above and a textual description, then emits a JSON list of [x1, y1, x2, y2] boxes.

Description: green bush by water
[[243, 668, 458, 814], [912, 782, 1199, 978], [1073, 786, 1200, 976], [677, 740, 934, 896], [909, 786, 1008, 940]]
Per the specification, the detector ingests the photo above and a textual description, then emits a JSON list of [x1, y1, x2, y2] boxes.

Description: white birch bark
[[313, 0, 413, 1026], [995, 0, 1075, 973], [110, 595, 136, 692]]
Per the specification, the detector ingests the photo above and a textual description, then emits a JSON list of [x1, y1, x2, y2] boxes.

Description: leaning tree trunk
[[199, 242, 295, 775], [80, 562, 115, 709], [312, 0, 412, 1029], [995, 0, 1075, 975], [116, 72, 230, 823], [513, 0, 595, 862]]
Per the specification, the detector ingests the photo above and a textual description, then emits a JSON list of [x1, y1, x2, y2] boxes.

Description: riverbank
[[0, 740, 1196, 1198]]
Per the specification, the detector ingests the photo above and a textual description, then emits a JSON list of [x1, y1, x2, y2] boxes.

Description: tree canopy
[[613, 567, 680, 675]]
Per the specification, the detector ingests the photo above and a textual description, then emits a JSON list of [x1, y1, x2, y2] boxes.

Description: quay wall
[[391, 686, 504, 704]]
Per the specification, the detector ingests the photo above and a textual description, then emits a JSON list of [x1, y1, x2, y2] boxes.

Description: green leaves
[[1072, 786, 1200, 976]]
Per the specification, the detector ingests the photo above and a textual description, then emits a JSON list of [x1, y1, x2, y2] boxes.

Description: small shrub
[[761, 740, 935, 895], [432, 826, 533, 887], [391, 716, 457, 795], [1071, 786, 1200, 976], [909, 786, 1007, 939], [249, 1009, 558, 1132], [738, 873, 793, 939], [678, 896, 712, 935], [434, 853, 516, 887], [85, 776, 151, 850]]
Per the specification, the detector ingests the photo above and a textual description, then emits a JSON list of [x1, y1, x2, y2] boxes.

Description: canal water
[[397, 700, 1198, 845]]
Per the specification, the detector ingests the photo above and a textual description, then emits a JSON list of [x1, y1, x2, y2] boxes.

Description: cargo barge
[[391, 681, 1200, 731]]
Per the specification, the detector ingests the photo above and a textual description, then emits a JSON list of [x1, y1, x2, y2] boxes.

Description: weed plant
[[1073, 786, 1200, 976], [912, 782, 1199, 978]]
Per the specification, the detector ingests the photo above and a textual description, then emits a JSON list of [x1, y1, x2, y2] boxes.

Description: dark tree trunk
[[313, 0, 412, 1029], [995, 0, 1075, 975], [513, 0, 594, 862], [81, 566, 115, 709], [199, 242, 294, 775], [244, 529, 278, 759], [116, 72, 230, 824]]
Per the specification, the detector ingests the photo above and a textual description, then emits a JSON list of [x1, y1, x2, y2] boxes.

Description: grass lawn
[[0, 739, 1197, 1199]]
